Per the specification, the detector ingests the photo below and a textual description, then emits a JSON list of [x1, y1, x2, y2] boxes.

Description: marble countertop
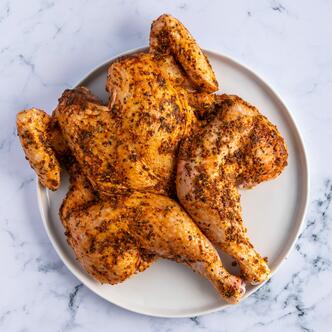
[[1, 0, 331, 331]]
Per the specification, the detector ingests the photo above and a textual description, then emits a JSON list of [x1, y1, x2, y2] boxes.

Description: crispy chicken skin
[[107, 53, 196, 195], [177, 95, 288, 284], [61, 184, 245, 303], [60, 160, 244, 303], [16, 109, 61, 190], [17, 14, 216, 195], [54, 85, 193, 196], [60, 164, 155, 283], [103, 14, 218, 195], [54, 87, 133, 195], [60, 163, 98, 220], [47, 117, 70, 158], [15, 14, 290, 302], [150, 14, 218, 92]]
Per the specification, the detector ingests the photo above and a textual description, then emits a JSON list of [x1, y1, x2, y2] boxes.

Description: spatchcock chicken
[[16, 14, 288, 304]]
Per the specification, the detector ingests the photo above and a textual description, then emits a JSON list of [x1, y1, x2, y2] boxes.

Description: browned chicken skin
[[103, 14, 217, 195], [16, 109, 61, 190], [150, 14, 218, 92], [54, 87, 133, 195], [60, 165, 156, 284], [18, 14, 217, 196], [106, 54, 196, 195], [60, 168, 245, 303], [177, 95, 288, 284], [15, 14, 289, 304]]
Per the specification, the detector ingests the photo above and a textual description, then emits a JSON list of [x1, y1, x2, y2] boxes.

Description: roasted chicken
[[60, 164, 245, 303], [16, 14, 288, 304], [16, 109, 61, 190], [104, 14, 218, 195], [177, 95, 288, 284], [18, 14, 218, 196], [16, 93, 247, 303]]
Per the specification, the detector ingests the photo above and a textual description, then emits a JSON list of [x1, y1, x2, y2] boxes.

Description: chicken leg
[[62, 185, 245, 303], [177, 95, 288, 284]]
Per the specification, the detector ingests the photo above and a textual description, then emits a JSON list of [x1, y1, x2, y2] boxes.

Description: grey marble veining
[[1, 0, 331, 331]]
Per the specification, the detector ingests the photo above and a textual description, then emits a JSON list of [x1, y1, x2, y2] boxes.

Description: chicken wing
[[150, 14, 218, 92], [16, 109, 61, 190]]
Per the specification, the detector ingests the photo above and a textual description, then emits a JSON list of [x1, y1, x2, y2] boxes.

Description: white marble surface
[[1, 0, 331, 331]]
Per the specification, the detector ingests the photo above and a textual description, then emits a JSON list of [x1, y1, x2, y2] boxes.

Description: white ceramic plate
[[37, 48, 309, 318]]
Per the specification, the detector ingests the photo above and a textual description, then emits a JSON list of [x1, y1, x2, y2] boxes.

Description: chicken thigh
[[60, 162, 156, 284]]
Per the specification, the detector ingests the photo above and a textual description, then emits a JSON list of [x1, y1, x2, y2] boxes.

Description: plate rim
[[36, 46, 310, 318]]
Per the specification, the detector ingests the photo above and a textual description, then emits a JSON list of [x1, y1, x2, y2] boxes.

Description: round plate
[[37, 48, 309, 317]]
